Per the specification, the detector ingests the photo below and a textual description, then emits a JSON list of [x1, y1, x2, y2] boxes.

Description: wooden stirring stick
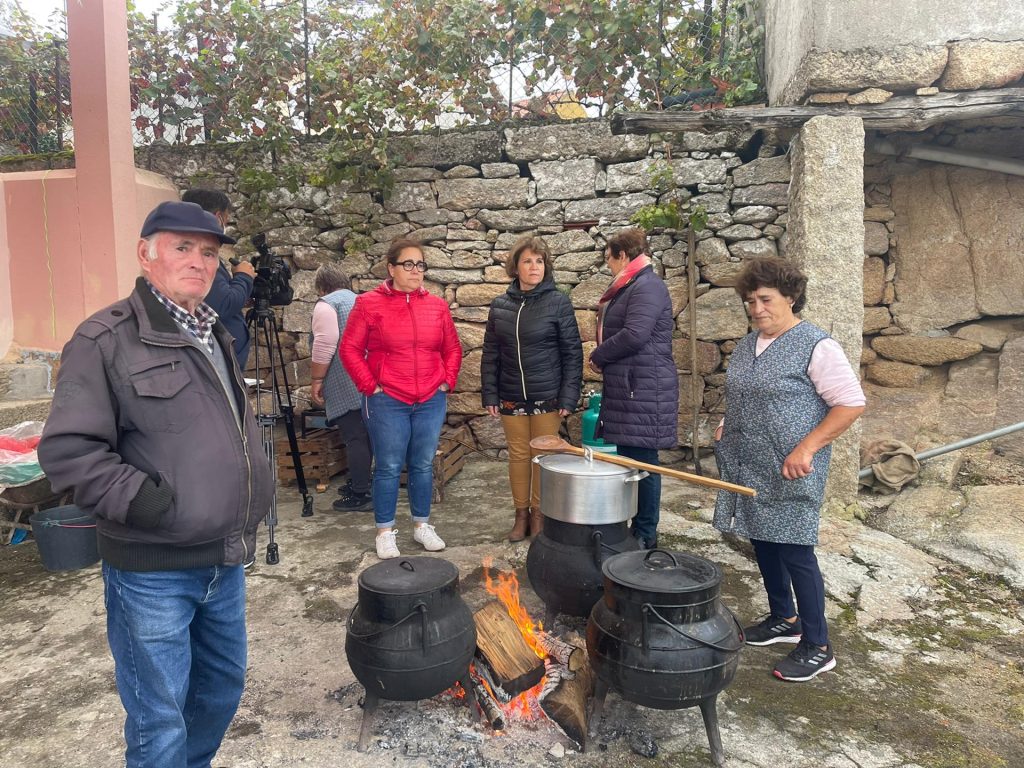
[[529, 434, 757, 497]]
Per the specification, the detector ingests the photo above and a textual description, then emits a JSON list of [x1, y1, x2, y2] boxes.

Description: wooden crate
[[276, 428, 347, 492]]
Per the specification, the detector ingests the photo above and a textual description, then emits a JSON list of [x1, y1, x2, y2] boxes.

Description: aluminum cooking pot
[[533, 453, 648, 525]]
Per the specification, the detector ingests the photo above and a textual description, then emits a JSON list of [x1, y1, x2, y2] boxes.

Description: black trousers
[[328, 408, 373, 494], [750, 538, 829, 647]]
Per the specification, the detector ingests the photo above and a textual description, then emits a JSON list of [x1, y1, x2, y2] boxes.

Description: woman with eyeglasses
[[481, 235, 583, 541], [341, 238, 462, 559]]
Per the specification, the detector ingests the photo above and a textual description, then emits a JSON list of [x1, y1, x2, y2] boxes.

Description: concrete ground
[[1, 455, 1022, 768]]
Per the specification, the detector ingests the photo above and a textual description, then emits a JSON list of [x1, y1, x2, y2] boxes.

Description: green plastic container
[[581, 393, 616, 454]]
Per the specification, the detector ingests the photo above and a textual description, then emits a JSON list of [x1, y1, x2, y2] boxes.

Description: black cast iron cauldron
[[345, 557, 478, 751], [586, 550, 743, 767], [526, 516, 640, 619]]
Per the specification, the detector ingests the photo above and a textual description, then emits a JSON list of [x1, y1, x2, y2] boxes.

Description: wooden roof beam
[[610, 88, 1024, 135]]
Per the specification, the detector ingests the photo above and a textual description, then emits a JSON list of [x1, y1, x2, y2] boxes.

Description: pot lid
[[536, 453, 633, 477], [603, 549, 721, 593], [359, 556, 458, 596]]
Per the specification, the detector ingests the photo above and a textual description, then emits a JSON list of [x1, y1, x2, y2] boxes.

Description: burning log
[[473, 600, 545, 696], [536, 631, 584, 672], [538, 641, 594, 751], [470, 675, 505, 731]]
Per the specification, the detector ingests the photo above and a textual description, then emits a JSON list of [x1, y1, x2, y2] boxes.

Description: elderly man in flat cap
[[39, 201, 273, 768]]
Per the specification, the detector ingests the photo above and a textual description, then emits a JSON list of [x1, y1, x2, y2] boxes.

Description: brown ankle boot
[[508, 508, 530, 542], [528, 507, 544, 538]]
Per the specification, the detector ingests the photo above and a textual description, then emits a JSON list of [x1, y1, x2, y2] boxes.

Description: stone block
[[863, 306, 892, 334], [370, 221, 415, 243], [846, 88, 893, 105], [476, 201, 563, 231], [995, 337, 1024, 462], [941, 40, 1024, 91], [728, 238, 778, 261], [435, 178, 533, 211], [872, 335, 982, 366], [865, 360, 928, 388], [407, 225, 448, 243], [863, 257, 886, 305], [383, 182, 436, 213], [555, 251, 601, 272], [731, 206, 778, 224], [731, 156, 791, 187], [575, 310, 597, 343], [671, 337, 722, 375], [688, 192, 729, 214], [545, 229, 597, 255], [570, 273, 611, 310], [388, 129, 503, 167], [530, 159, 600, 200], [481, 162, 520, 178], [954, 324, 1007, 352], [605, 158, 727, 193], [444, 165, 479, 178], [456, 349, 483, 392], [864, 221, 890, 256], [393, 167, 442, 181], [504, 122, 649, 163], [701, 261, 745, 287], [446, 391, 486, 416], [677, 288, 749, 341], [564, 193, 656, 224], [695, 237, 730, 265], [716, 224, 761, 242], [732, 183, 790, 207], [455, 282, 509, 307]]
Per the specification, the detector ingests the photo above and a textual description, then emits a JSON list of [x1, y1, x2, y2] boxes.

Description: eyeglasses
[[393, 260, 428, 273]]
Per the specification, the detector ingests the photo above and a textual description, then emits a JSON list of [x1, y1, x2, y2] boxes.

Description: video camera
[[249, 233, 294, 308]]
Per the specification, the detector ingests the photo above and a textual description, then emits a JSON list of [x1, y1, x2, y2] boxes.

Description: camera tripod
[[247, 299, 314, 565]]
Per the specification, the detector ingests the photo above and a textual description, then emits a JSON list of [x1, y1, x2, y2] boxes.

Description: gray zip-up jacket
[[38, 278, 273, 570]]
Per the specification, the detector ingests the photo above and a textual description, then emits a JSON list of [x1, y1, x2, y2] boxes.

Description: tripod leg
[[588, 678, 608, 738], [267, 312, 313, 517], [250, 311, 283, 564], [357, 691, 379, 752]]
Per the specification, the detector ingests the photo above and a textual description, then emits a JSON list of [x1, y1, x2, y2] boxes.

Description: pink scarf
[[596, 255, 652, 345]]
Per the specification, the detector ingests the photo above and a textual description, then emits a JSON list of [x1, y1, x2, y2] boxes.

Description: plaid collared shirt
[[145, 279, 218, 354]]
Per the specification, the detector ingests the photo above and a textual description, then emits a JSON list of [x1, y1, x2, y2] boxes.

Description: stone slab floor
[[1, 454, 1021, 768]]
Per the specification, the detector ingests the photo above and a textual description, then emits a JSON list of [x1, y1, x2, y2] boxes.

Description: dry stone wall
[[137, 120, 798, 460]]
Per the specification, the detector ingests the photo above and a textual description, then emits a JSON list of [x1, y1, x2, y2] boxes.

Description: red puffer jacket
[[340, 280, 463, 404]]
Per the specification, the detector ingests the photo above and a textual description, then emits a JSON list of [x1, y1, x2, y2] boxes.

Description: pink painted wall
[[1, 169, 176, 353], [0, 176, 11, 357]]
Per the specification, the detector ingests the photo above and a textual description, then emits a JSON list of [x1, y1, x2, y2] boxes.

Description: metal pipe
[[858, 421, 1024, 479], [871, 139, 1024, 178]]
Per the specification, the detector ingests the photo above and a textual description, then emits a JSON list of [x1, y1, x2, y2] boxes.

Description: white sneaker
[[413, 524, 446, 552], [375, 530, 400, 560]]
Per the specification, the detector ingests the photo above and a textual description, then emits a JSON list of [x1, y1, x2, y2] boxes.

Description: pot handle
[[622, 471, 650, 483], [347, 600, 429, 653], [643, 549, 680, 568], [641, 603, 744, 654]]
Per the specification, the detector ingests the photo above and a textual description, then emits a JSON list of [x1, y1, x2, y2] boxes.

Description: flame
[[480, 559, 548, 722], [482, 558, 545, 659]]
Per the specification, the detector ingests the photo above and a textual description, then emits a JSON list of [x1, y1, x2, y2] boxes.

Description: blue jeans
[[103, 563, 247, 768], [363, 389, 447, 527], [618, 445, 661, 546], [751, 538, 829, 647]]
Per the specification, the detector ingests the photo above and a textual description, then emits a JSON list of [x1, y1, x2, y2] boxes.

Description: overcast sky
[[23, 0, 169, 32]]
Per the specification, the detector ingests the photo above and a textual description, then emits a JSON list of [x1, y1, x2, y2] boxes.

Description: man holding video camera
[[182, 189, 255, 369], [38, 200, 273, 768]]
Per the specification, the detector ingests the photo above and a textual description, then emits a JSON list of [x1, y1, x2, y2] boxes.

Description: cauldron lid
[[359, 556, 458, 596], [603, 549, 721, 593], [536, 453, 633, 477]]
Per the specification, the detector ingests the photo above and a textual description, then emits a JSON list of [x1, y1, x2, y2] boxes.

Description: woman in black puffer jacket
[[482, 236, 583, 542]]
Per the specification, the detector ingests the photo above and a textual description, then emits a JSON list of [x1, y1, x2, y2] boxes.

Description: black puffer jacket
[[481, 279, 583, 411]]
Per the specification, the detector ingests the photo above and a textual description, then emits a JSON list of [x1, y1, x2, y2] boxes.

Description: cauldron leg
[[459, 672, 481, 723], [357, 691, 379, 753], [699, 695, 725, 767], [588, 678, 609, 738]]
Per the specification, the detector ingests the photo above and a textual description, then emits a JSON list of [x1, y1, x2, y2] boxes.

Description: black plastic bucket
[[29, 504, 100, 572]]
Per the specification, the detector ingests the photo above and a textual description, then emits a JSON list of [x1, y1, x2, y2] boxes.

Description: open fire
[[447, 558, 593, 747]]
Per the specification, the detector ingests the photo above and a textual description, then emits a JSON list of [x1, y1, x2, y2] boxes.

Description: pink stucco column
[[67, 0, 140, 304]]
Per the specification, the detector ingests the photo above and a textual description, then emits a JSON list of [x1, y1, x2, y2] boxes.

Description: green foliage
[[631, 201, 684, 231]]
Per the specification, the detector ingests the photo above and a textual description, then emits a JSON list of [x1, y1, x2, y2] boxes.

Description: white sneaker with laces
[[375, 530, 400, 560], [413, 524, 446, 552]]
